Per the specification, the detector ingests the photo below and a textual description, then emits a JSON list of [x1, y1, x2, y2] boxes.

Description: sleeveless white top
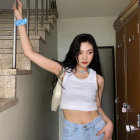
[[60, 68, 98, 111]]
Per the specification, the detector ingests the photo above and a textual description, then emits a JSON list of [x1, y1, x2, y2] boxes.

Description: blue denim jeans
[[62, 113, 106, 140]]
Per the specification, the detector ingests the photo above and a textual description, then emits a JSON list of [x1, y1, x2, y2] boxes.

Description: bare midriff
[[62, 109, 99, 124]]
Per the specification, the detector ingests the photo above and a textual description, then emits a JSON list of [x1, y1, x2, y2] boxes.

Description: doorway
[[98, 46, 116, 140]]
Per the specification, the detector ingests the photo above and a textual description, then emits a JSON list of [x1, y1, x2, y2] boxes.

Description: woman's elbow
[[97, 104, 101, 110], [24, 50, 34, 58]]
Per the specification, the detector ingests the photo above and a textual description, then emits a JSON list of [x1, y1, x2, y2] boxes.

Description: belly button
[[83, 125, 87, 128]]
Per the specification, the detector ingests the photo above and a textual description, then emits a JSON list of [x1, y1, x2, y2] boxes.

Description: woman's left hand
[[96, 121, 114, 140]]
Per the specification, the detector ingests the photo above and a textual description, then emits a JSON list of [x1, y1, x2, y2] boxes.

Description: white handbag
[[51, 67, 65, 111]]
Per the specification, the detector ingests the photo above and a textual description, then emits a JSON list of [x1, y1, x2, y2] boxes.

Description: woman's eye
[[88, 52, 93, 54]]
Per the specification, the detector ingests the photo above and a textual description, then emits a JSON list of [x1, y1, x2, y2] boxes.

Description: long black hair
[[62, 33, 102, 75]]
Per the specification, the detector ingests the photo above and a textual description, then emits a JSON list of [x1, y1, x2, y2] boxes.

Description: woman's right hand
[[12, 0, 23, 20]]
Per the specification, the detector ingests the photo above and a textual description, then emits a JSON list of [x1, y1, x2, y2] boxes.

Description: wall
[[0, 21, 58, 140], [57, 16, 117, 140]]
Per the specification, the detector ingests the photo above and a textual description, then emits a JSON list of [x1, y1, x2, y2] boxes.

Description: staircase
[[0, 9, 57, 112]]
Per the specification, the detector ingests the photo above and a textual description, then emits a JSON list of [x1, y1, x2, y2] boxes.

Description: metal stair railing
[[12, 0, 17, 69], [26, 0, 30, 35], [12, 0, 57, 69]]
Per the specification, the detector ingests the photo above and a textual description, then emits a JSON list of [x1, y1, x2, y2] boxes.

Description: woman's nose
[[83, 54, 87, 60]]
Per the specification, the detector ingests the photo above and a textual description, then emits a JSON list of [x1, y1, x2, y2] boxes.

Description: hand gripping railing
[[12, 0, 57, 68]]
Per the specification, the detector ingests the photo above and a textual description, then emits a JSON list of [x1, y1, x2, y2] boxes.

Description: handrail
[[52, 0, 54, 14], [12, 0, 17, 69], [41, 0, 44, 27], [46, 0, 48, 19], [35, 0, 38, 34], [51, 0, 57, 15], [49, 0, 51, 15], [26, 0, 30, 35]]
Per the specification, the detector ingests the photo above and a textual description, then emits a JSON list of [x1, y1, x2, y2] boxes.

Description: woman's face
[[76, 42, 94, 69]]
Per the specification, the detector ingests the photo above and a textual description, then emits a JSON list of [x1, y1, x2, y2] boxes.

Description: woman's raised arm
[[12, 0, 62, 76]]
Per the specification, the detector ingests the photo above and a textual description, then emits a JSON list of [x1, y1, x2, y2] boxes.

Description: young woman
[[12, 0, 114, 140]]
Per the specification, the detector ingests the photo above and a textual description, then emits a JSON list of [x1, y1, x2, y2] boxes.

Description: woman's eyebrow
[[80, 49, 93, 51]]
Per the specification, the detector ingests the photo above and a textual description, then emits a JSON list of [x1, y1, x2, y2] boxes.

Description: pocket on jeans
[[62, 125, 75, 137], [95, 118, 106, 132]]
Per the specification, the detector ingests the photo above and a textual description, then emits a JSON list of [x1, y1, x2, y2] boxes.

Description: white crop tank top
[[60, 68, 98, 111]]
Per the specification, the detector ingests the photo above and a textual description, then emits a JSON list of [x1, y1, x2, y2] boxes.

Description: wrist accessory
[[15, 18, 27, 26], [51, 67, 65, 111]]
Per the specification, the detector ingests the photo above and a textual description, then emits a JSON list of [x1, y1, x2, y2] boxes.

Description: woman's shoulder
[[90, 69, 103, 79], [90, 68, 96, 73], [96, 73, 104, 85], [61, 67, 72, 80]]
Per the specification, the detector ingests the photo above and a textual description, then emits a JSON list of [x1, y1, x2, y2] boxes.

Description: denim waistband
[[63, 113, 103, 129]]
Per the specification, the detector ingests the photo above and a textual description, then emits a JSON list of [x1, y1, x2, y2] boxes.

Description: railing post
[[51, 0, 53, 14], [54, 0, 58, 17], [35, 0, 38, 34], [41, 0, 44, 27], [46, 0, 48, 19], [53, 0, 56, 14], [49, 0, 51, 15], [26, 0, 30, 35], [12, 0, 17, 69]]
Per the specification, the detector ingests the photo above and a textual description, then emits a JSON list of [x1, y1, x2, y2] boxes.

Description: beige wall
[[0, 22, 58, 140], [57, 16, 117, 140], [57, 16, 117, 61]]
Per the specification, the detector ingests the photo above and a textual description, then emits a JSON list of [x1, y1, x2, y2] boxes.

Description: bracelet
[[15, 18, 27, 26]]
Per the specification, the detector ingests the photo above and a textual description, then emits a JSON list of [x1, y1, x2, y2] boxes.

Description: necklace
[[75, 68, 90, 73], [81, 69, 90, 73]]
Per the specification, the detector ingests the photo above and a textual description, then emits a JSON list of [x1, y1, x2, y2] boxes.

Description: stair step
[[0, 24, 50, 31], [0, 69, 32, 75], [0, 9, 57, 18], [0, 12, 57, 17], [0, 9, 57, 14], [0, 35, 39, 52], [0, 68, 31, 99], [0, 45, 39, 54], [0, 16, 56, 22], [0, 35, 40, 70], [0, 14, 56, 19], [0, 24, 51, 40], [0, 22, 50, 28], [0, 30, 46, 40], [0, 18, 53, 24], [0, 98, 18, 112], [0, 12, 57, 16], [0, 54, 31, 70], [0, 35, 40, 40], [0, 74, 16, 98]]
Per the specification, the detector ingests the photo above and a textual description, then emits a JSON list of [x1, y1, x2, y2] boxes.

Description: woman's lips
[[82, 62, 88, 64]]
